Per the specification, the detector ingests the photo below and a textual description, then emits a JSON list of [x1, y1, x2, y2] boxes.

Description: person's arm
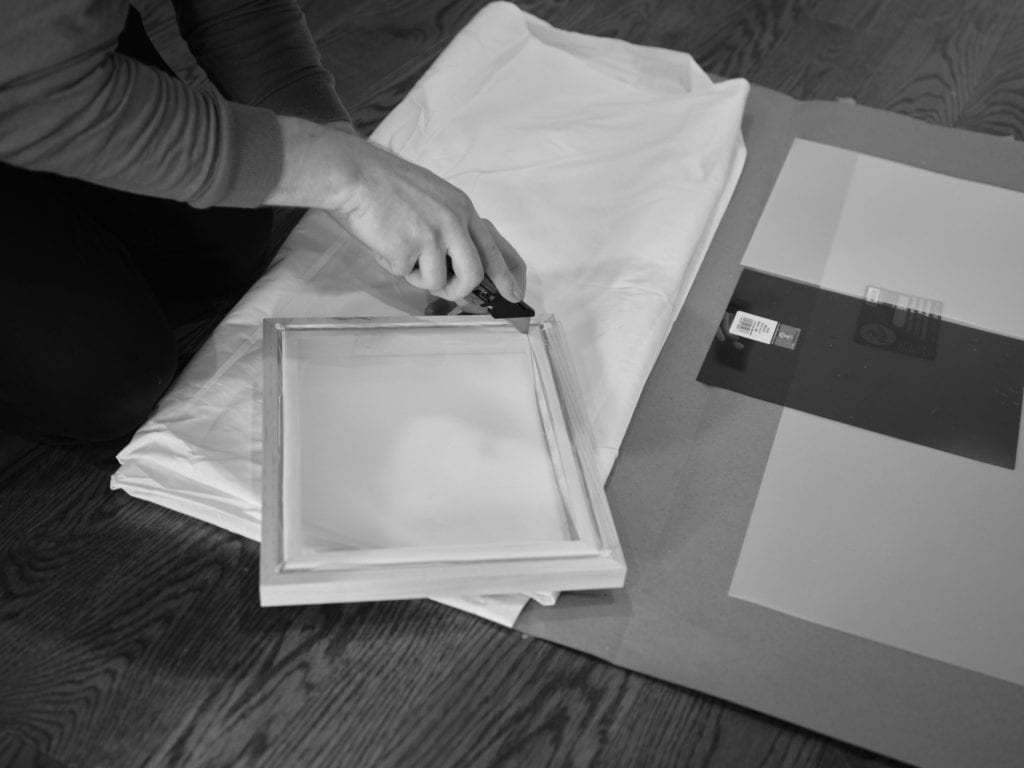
[[170, 0, 350, 126], [0, 0, 524, 300], [266, 116, 525, 302], [171, 0, 525, 301], [0, 2, 281, 208]]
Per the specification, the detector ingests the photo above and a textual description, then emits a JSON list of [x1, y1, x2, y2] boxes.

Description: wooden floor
[[5, 1, 1024, 766]]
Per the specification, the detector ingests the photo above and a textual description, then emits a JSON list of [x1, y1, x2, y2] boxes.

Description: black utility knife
[[468, 276, 535, 334]]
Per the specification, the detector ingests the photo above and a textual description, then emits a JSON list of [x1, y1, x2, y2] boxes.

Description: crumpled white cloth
[[111, 1, 748, 626]]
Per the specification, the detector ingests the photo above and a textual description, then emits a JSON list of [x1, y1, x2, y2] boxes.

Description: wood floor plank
[[956, 4, 1024, 138], [855, 0, 1011, 123], [746, 17, 864, 99], [671, 0, 825, 82]]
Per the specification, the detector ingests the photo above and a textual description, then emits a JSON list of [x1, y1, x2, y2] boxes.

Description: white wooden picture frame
[[260, 315, 625, 606]]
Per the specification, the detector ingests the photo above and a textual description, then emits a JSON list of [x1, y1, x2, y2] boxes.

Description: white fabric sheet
[[112, 1, 748, 626]]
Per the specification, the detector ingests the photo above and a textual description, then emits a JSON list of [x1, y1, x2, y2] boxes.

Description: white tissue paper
[[112, 1, 748, 626]]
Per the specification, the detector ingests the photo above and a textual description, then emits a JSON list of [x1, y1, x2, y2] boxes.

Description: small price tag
[[729, 311, 779, 344]]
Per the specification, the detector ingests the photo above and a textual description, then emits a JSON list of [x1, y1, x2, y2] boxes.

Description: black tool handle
[[471, 276, 535, 320]]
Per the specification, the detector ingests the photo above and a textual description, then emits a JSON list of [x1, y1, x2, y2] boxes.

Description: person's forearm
[[262, 115, 360, 210]]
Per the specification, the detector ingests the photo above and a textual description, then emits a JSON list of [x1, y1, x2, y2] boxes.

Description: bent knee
[[67, 341, 178, 441], [4, 335, 178, 443]]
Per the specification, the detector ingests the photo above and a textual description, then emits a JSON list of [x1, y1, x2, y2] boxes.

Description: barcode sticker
[[729, 311, 779, 344]]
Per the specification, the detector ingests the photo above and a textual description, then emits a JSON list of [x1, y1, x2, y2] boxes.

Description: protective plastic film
[[261, 315, 624, 605], [697, 268, 1024, 468]]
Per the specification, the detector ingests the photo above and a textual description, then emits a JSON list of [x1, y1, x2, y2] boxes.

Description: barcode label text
[[729, 311, 779, 344]]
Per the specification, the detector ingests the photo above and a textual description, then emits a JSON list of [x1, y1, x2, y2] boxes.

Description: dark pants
[[0, 8, 275, 442]]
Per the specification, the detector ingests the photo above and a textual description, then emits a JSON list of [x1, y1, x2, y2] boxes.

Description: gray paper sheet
[[516, 86, 1024, 768]]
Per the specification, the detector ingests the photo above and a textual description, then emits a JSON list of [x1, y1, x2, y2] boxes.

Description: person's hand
[[329, 135, 526, 302], [265, 116, 526, 303]]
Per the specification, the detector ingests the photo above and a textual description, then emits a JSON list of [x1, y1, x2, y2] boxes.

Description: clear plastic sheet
[[261, 316, 624, 605]]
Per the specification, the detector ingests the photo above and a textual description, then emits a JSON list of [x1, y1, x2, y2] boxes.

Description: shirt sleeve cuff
[[191, 101, 283, 209]]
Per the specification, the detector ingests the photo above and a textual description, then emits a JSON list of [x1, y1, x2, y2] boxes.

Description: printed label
[[729, 311, 779, 344], [855, 285, 942, 360]]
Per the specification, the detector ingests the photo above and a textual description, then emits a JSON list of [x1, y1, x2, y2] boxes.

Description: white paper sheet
[[112, 1, 748, 626], [730, 140, 1024, 686], [742, 139, 1024, 337]]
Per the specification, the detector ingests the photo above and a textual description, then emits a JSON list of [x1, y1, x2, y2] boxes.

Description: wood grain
[[7, 1, 1024, 766]]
